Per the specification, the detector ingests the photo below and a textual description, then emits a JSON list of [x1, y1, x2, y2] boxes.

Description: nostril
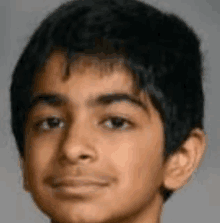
[[80, 155, 89, 159]]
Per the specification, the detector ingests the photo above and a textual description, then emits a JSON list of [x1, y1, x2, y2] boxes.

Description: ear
[[19, 156, 30, 192], [163, 128, 207, 191]]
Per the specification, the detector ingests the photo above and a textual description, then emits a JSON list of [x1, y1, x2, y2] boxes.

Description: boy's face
[[23, 52, 166, 223]]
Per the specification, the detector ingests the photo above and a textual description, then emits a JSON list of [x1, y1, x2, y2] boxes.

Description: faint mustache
[[46, 166, 116, 187]]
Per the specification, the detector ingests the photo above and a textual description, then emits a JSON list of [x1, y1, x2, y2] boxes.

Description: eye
[[35, 117, 65, 131], [102, 116, 132, 130]]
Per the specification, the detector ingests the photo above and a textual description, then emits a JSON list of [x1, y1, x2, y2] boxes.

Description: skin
[[21, 51, 206, 223]]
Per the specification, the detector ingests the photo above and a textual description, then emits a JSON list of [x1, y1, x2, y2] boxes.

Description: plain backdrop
[[0, 0, 219, 222]]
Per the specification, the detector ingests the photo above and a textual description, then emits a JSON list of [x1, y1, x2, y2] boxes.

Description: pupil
[[113, 118, 123, 127], [48, 118, 59, 127]]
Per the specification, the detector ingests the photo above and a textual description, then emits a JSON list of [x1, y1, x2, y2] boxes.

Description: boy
[[10, 0, 207, 223]]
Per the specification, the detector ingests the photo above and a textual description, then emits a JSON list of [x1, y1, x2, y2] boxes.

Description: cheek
[[25, 134, 60, 176], [110, 141, 133, 166], [113, 128, 163, 186], [139, 127, 164, 188]]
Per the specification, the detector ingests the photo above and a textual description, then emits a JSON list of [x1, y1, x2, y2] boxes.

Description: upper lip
[[51, 176, 110, 188]]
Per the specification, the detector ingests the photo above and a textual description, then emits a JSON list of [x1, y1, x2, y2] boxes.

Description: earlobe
[[163, 128, 207, 191]]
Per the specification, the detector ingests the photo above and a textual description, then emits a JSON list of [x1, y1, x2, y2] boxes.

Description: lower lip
[[52, 185, 107, 199]]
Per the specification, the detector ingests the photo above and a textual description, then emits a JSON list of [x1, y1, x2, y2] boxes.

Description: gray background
[[0, 0, 219, 222]]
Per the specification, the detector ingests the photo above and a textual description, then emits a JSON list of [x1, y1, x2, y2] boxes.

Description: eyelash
[[35, 117, 65, 132], [101, 116, 133, 131], [34, 116, 133, 132]]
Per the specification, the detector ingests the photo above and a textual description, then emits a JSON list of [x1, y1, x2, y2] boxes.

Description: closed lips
[[52, 177, 110, 188]]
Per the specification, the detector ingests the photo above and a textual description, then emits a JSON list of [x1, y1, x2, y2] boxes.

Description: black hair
[[10, 0, 205, 204]]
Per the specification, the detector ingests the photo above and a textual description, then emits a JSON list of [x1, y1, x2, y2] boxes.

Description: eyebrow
[[29, 92, 150, 116]]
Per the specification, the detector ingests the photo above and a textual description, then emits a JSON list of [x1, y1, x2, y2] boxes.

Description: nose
[[58, 122, 97, 166]]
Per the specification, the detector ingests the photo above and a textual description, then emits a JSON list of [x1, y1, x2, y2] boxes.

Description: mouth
[[52, 176, 110, 187], [49, 176, 111, 199]]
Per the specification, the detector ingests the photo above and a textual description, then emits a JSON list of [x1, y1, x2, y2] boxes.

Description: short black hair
[[10, 0, 205, 204]]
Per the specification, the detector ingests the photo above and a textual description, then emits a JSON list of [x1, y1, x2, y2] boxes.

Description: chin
[[41, 200, 116, 223]]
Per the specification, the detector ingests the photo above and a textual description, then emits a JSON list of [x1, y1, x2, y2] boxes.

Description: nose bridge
[[58, 115, 97, 164]]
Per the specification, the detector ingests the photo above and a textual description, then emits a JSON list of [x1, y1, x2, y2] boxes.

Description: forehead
[[32, 50, 154, 119], [35, 50, 141, 94], [44, 50, 132, 74]]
